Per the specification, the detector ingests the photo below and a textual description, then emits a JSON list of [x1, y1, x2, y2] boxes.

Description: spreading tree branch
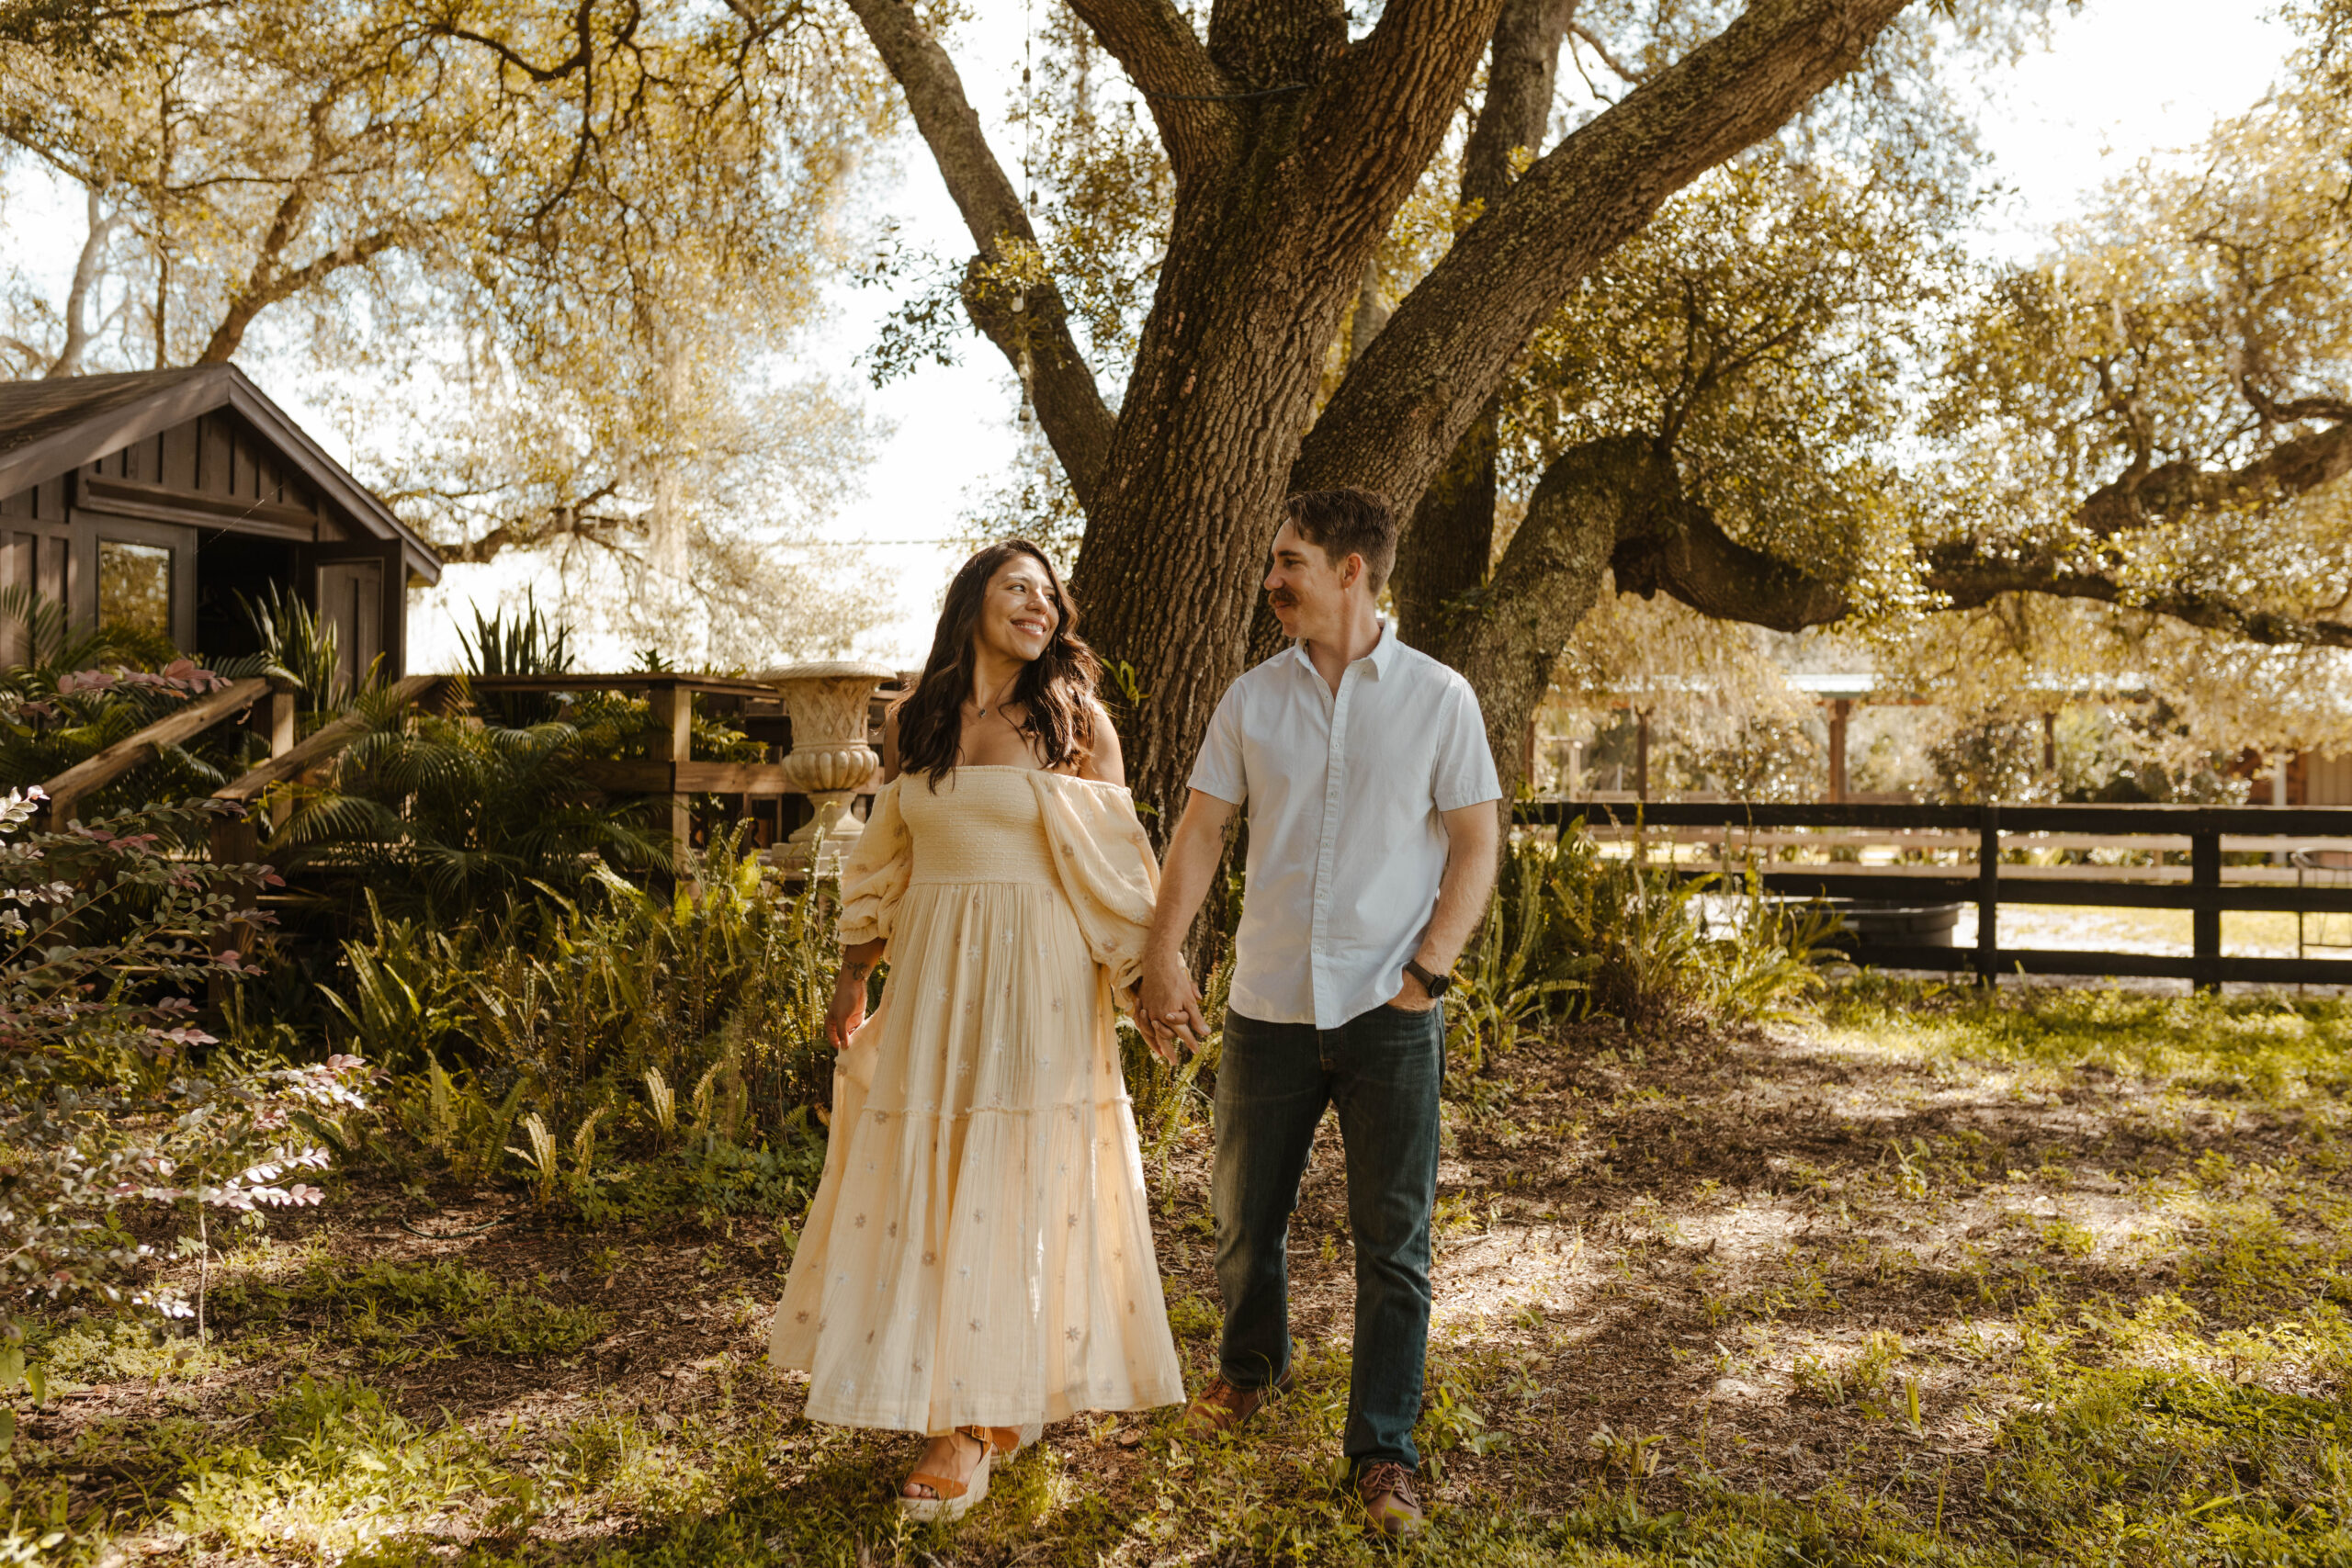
[[844, 0, 1115, 508], [1295, 0, 1911, 506], [1063, 0, 1238, 180], [1918, 559, 2352, 647], [2074, 420, 2352, 538], [1302, 0, 1510, 214]]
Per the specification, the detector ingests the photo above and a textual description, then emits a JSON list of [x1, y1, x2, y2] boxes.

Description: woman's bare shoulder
[[1080, 699, 1125, 785]]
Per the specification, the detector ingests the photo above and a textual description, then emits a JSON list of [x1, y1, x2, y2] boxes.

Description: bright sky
[[0, 2, 2303, 670]]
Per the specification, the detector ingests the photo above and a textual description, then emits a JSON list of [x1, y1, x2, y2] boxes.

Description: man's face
[[1264, 520, 1359, 641]]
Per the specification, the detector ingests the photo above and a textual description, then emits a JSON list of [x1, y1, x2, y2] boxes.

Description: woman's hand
[[825, 968, 867, 1051], [826, 940, 887, 1051]]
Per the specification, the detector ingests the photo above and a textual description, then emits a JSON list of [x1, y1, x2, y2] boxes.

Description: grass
[[13, 982, 2352, 1562], [1986, 902, 2352, 959]]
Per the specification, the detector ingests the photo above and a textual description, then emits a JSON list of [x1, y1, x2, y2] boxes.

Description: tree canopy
[[857, 0, 2352, 807], [0, 0, 893, 664]]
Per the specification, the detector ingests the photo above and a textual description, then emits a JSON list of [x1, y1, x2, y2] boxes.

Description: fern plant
[[0, 584, 282, 820]]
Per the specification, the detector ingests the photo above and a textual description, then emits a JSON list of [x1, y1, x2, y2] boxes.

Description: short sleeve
[[1186, 682, 1249, 806], [1432, 677, 1503, 811]]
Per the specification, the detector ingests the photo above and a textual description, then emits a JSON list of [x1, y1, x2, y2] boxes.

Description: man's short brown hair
[[1284, 488, 1398, 596]]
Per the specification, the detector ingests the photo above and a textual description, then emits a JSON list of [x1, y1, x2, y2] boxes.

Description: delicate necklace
[[970, 670, 1020, 719]]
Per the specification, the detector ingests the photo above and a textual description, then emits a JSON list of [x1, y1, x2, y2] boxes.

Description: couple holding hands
[[769, 488, 1500, 1538]]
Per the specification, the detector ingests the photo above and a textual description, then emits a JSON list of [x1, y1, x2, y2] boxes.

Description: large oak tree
[[855, 0, 2352, 818], [854, 0, 1946, 817]]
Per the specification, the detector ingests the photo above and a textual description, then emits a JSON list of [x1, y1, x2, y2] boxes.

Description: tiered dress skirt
[[770, 766, 1184, 1433]]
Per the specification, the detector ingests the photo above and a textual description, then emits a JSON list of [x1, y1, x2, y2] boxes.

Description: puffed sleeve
[[836, 777, 911, 949], [1031, 773, 1160, 1013]]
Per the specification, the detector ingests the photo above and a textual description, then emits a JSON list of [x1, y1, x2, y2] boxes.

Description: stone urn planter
[[763, 660, 898, 874]]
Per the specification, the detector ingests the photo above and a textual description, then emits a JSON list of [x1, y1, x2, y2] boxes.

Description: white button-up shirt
[[1188, 623, 1502, 1029]]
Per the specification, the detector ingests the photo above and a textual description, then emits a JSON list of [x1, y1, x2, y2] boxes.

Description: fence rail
[[1514, 798, 2352, 989]]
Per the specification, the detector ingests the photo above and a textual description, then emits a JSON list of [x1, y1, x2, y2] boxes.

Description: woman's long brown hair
[[894, 540, 1100, 788]]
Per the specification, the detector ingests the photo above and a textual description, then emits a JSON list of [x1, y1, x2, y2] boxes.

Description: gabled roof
[[0, 365, 442, 585]]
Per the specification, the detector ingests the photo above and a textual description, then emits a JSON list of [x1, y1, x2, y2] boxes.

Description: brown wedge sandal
[[898, 1425, 1020, 1522]]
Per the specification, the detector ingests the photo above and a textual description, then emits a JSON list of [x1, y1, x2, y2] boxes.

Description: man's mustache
[[1267, 591, 1298, 610]]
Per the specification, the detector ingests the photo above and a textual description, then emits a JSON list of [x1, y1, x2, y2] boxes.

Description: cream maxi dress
[[769, 764, 1185, 1436]]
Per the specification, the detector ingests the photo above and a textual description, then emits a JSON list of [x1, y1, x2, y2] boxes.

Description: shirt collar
[[1290, 618, 1398, 679]]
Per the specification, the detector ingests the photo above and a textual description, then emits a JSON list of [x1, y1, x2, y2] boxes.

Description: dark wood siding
[[82, 412, 321, 520], [0, 479, 72, 662]]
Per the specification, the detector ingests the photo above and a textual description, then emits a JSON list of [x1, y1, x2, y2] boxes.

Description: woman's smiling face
[[977, 553, 1061, 665]]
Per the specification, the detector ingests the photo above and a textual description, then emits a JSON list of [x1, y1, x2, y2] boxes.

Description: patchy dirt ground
[[16, 984, 2352, 1565]]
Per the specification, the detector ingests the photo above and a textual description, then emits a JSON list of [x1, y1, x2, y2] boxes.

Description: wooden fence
[[34, 671, 889, 872], [1515, 799, 2352, 989]]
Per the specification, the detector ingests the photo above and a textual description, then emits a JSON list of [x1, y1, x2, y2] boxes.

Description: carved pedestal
[[764, 660, 896, 875]]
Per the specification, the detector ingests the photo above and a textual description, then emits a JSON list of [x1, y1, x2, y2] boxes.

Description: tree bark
[[1435, 434, 1666, 804], [48, 185, 115, 378], [1050, 0, 1509, 822], [1390, 0, 1574, 656]]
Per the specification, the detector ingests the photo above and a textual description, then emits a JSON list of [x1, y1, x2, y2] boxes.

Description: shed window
[[98, 539, 173, 637]]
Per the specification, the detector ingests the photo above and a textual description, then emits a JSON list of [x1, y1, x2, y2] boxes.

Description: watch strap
[[1404, 958, 1451, 998]]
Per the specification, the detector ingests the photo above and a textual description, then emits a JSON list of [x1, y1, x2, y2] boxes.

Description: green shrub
[[0, 787, 368, 1382], [334, 830, 835, 1207], [0, 586, 283, 819], [1515, 823, 1834, 1030]]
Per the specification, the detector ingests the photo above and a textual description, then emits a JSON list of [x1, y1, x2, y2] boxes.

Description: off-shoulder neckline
[[883, 764, 1129, 790]]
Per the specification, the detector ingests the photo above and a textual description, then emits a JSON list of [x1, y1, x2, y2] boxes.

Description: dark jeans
[[1211, 1002, 1442, 1470]]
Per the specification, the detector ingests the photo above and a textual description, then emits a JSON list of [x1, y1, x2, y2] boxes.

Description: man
[[1139, 487, 1501, 1539]]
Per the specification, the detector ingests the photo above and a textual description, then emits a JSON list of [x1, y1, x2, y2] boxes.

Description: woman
[[769, 541, 1183, 1519]]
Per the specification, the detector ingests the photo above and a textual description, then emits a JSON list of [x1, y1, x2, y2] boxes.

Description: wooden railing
[[38, 676, 283, 828], [467, 672, 814, 865], [1516, 799, 2352, 989], [35, 670, 854, 873], [204, 673, 448, 863]]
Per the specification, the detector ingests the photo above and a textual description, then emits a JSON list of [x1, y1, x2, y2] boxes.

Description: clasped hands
[[1136, 951, 1206, 1066], [1136, 954, 1440, 1060]]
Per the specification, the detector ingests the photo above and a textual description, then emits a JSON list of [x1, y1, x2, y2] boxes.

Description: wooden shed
[[0, 366, 441, 680]]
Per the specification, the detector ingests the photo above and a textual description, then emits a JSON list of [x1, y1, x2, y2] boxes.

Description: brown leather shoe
[[1356, 1461, 1425, 1537], [1180, 1373, 1284, 1438]]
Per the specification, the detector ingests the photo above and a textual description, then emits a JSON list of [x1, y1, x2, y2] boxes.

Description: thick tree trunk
[[1389, 0, 1574, 655], [858, 0, 1917, 824], [1054, 0, 1509, 825], [1434, 434, 1666, 804]]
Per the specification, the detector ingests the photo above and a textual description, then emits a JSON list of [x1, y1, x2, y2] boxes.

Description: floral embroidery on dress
[[770, 768, 1180, 1426]]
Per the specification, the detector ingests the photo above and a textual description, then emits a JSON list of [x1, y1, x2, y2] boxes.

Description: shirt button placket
[[1313, 664, 1353, 1027]]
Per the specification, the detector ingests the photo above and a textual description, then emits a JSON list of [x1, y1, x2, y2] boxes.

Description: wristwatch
[[1404, 958, 1452, 999]]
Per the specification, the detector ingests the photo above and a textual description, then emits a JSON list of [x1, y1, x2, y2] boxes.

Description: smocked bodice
[[900, 766, 1062, 886]]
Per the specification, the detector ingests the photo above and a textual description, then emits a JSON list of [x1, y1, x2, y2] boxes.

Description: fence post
[[647, 679, 693, 874], [265, 683, 297, 831], [2192, 828, 2222, 993], [1976, 802, 2000, 987]]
